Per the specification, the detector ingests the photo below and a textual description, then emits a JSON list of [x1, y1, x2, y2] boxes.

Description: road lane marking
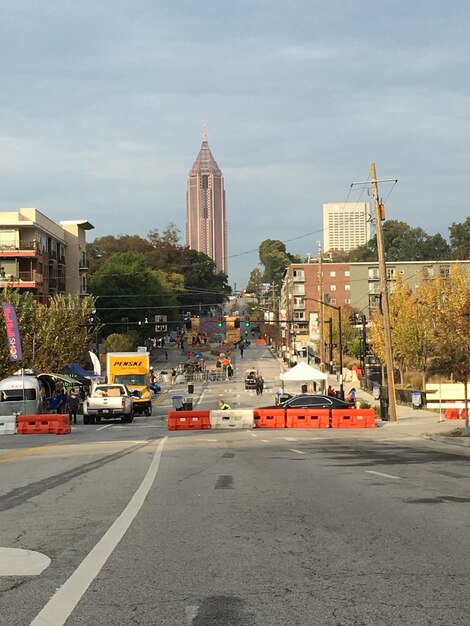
[[289, 448, 306, 455], [365, 470, 401, 480], [261, 439, 269, 443], [0, 548, 51, 576], [282, 437, 297, 441], [96, 424, 113, 431], [30, 436, 168, 626], [0, 440, 72, 464], [250, 433, 258, 437]]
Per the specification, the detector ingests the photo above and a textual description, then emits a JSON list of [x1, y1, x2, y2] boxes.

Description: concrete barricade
[[0, 415, 17, 435], [210, 410, 254, 429]]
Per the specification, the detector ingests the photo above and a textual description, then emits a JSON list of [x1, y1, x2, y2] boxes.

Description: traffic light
[[244, 315, 251, 328], [185, 318, 192, 330], [217, 316, 224, 328], [234, 317, 240, 328]]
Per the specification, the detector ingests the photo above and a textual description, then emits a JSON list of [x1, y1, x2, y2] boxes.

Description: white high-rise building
[[323, 202, 371, 253]]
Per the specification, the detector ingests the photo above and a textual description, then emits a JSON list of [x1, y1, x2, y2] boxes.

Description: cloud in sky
[[0, 1, 469, 288]]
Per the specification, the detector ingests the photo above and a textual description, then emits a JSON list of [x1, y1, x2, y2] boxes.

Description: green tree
[[0, 292, 95, 376], [246, 268, 262, 296], [89, 252, 168, 336], [258, 240, 292, 289], [349, 221, 451, 262], [449, 217, 470, 259], [105, 332, 138, 353]]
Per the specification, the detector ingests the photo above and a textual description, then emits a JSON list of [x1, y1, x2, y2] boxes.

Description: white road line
[[251, 433, 258, 437], [96, 424, 113, 431], [365, 470, 401, 480], [30, 436, 168, 626], [289, 448, 306, 455], [283, 437, 297, 442], [261, 439, 269, 443]]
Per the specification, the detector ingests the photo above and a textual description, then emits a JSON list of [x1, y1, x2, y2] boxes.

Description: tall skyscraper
[[186, 129, 227, 274], [323, 202, 371, 253]]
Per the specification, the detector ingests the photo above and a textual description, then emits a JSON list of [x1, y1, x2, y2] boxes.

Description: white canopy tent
[[280, 361, 328, 391]]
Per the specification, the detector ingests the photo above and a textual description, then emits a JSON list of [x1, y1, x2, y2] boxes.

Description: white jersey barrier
[[0, 415, 17, 435], [210, 410, 255, 429]]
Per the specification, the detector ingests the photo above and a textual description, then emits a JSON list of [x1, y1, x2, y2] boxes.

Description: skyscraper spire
[[186, 131, 227, 275]]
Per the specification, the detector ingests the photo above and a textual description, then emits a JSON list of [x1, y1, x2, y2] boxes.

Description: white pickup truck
[[83, 384, 134, 424]]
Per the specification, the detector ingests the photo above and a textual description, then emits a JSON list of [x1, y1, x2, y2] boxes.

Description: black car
[[262, 394, 354, 410]]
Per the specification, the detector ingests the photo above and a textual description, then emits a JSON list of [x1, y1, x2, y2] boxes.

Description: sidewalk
[[271, 349, 470, 449]]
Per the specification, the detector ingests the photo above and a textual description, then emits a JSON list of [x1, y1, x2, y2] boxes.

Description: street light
[[304, 297, 344, 400]]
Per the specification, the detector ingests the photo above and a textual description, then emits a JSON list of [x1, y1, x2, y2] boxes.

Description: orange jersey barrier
[[167, 410, 211, 431], [286, 409, 330, 428], [254, 409, 286, 428], [17, 414, 71, 435], [331, 408, 376, 428], [444, 409, 460, 419]]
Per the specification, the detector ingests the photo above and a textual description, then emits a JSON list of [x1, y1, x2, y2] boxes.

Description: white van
[[0, 376, 44, 415]]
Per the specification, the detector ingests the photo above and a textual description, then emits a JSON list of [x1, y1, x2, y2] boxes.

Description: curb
[[427, 434, 470, 448]]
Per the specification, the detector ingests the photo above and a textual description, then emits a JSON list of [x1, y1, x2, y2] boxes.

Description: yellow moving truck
[[106, 352, 153, 416]]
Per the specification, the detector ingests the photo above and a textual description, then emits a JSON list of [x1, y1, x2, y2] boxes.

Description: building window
[[439, 265, 450, 278], [294, 311, 305, 320], [293, 269, 305, 281], [330, 298, 336, 304], [422, 265, 434, 279], [330, 285, 336, 291], [368, 267, 379, 280], [201, 175, 209, 190], [345, 298, 351, 304], [386, 267, 396, 280], [345, 284, 351, 291], [344, 271, 350, 277], [330, 271, 336, 277]]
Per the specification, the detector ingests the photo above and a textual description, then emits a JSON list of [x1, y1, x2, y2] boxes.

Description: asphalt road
[[1, 344, 470, 625]]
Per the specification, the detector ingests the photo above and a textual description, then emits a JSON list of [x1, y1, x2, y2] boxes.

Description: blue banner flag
[[2, 302, 23, 361]]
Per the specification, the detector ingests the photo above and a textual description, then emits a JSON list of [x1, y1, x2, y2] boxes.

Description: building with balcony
[[0, 208, 94, 302], [349, 260, 470, 319]]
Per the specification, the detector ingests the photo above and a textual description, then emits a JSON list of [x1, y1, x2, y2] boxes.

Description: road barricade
[[17, 414, 71, 435], [331, 408, 376, 428], [444, 408, 460, 419], [210, 410, 254, 429], [167, 410, 211, 431], [286, 409, 330, 428], [0, 415, 17, 435], [254, 408, 286, 428]]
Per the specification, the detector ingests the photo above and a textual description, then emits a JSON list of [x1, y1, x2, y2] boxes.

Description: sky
[[1, 1, 469, 290]]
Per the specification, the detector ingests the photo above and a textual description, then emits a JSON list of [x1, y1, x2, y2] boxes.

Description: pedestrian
[[67, 388, 80, 425], [171, 368, 177, 385], [346, 388, 356, 403], [256, 375, 264, 395], [165, 350, 168, 361], [48, 391, 58, 413], [227, 363, 233, 379], [57, 388, 68, 414], [218, 399, 232, 410], [240, 343, 244, 359], [327, 385, 336, 397]]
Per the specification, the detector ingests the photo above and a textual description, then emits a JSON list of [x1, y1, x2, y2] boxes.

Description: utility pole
[[317, 241, 325, 370], [370, 163, 397, 422]]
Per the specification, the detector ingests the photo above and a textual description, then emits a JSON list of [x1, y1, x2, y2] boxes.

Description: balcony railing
[[0, 240, 43, 254], [0, 271, 43, 284]]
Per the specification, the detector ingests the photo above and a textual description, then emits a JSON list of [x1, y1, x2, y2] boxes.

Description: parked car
[[261, 394, 354, 410]]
